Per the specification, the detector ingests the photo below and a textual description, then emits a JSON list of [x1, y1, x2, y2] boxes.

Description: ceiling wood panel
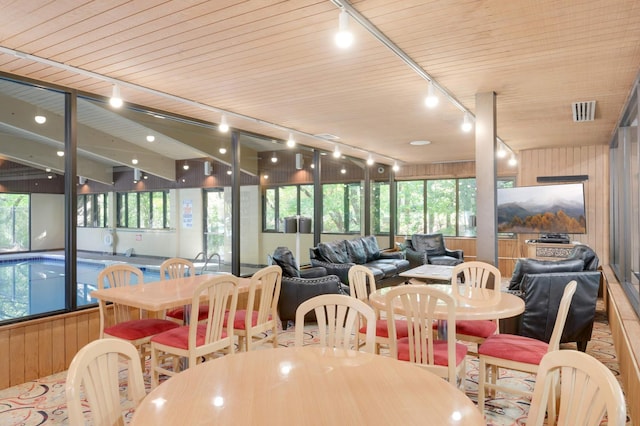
[[0, 0, 638, 167]]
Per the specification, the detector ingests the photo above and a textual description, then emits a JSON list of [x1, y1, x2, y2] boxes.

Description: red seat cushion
[[455, 320, 497, 338], [105, 319, 179, 341], [166, 304, 210, 322], [224, 310, 264, 329], [360, 319, 409, 339], [150, 325, 229, 349], [396, 337, 468, 366], [478, 334, 549, 365]]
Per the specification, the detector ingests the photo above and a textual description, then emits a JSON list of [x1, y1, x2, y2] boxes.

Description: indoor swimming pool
[[0, 256, 161, 322]]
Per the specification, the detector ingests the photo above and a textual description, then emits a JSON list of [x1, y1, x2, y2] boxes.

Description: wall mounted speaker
[[536, 175, 588, 183], [295, 153, 303, 170], [204, 160, 212, 176], [78, 176, 86, 185], [133, 168, 141, 181]]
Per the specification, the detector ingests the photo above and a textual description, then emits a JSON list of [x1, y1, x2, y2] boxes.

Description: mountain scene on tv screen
[[497, 198, 586, 233]]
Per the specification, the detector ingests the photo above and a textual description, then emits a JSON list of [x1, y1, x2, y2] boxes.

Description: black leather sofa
[[270, 247, 349, 330], [504, 244, 600, 352], [402, 233, 464, 268], [309, 235, 410, 287]]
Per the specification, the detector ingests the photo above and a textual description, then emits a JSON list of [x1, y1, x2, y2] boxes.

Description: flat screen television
[[496, 183, 587, 235]]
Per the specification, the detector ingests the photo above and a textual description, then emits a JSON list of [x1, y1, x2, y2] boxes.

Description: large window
[[77, 193, 107, 227], [610, 82, 639, 316], [371, 181, 390, 234], [397, 178, 515, 237], [0, 193, 30, 251], [263, 185, 313, 232], [116, 191, 170, 229], [322, 183, 361, 234]]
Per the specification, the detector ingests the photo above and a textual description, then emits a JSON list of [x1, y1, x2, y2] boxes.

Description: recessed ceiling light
[[410, 140, 431, 146]]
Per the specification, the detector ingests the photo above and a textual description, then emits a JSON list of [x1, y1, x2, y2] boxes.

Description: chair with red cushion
[[348, 265, 409, 353], [160, 258, 207, 324], [150, 275, 239, 388], [477, 280, 577, 410], [225, 265, 282, 351], [385, 285, 468, 386], [97, 264, 180, 370], [450, 261, 502, 355]]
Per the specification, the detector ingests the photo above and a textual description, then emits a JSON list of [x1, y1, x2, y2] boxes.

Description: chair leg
[[150, 346, 159, 389], [477, 358, 487, 411]]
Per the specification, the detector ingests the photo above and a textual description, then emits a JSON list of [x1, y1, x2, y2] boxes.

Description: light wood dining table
[[89, 273, 254, 314], [369, 284, 525, 321], [130, 346, 485, 425]]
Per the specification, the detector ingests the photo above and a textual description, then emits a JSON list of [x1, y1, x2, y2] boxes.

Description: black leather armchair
[[403, 233, 464, 268], [504, 244, 600, 352], [270, 247, 348, 330]]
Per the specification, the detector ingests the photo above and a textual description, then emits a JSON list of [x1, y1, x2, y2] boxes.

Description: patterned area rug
[[0, 304, 629, 425]]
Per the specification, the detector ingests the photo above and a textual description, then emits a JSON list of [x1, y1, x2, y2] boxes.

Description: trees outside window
[[322, 183, 361, 234], [263, 185, 314, 232], [117, 191, 169, 229], [0, 194, 29, 251]]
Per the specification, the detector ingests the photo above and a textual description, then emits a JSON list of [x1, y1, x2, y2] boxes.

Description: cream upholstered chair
[[450, 261, 502, 355], [478, 280, 578, 410], [225, 265, 282, 351], [97, 264, 179, 369], [385, 285, 467, 386], [66, 338, 146, 426], [294, 293, 377, 353], [527, 350, 627, 426], [160, 258, 206, 324], [348, 265, 408, 353], [150, 275, 239, 388]]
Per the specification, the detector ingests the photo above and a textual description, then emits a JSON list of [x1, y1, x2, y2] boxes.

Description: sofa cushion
[[429, 255, 464, 266], [272, 247, 300, 278], [345, 238, 367, 264], [361, 235, 381, 262], [364, 260, 398, 279], [567, 245, 599, 271], [317, 241, 350, 264], [411, 233, 446, 256], [508, 257, 584, 291]]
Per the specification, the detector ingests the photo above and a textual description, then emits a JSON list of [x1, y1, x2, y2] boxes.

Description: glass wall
[[610, 81, 639, 316]]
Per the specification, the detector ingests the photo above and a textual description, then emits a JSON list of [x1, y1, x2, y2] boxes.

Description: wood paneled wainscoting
[[0, 308, 101, 390], [603, 266, 640, 425]]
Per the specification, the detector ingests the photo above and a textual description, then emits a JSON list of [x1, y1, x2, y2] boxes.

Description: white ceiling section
[[0, 0, 638, 166]]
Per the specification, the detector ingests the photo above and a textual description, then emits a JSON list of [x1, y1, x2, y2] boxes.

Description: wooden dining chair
[[385, 285, 468, 386], [225, 264, 282, 351], [348, 265, 409, 353], [450, 261, 502, 355], [66, 338, 146, 426], [150, 275, 239, 388], [477, 280, 578, 410], [159, 258, 207, 324], [526, 349, 627, 426], [294, 293, 377, 352], [97, 264, 179, 369]]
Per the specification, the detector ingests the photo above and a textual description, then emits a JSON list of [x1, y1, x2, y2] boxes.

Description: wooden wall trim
[[0, 308, 101, 390], [603, 266, 640, 425]]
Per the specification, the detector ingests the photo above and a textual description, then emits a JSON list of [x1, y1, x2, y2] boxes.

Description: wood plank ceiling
[[0, 0, 638, 167]]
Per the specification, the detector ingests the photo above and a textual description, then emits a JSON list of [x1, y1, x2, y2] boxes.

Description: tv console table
[[526, 241, 580, 260]]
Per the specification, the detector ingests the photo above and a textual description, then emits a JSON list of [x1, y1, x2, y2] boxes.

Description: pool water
[[0, 258, 161, 322]]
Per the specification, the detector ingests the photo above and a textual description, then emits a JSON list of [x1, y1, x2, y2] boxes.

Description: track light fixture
[[335, 9, 353, 49], [496, 142, 507, 158], [219, 114, 229, 133], [392, 162, 400, 172], [366, 156, 374, 166], [109, 84, 123, 108], [461, 112, 473, 132], [425, 81, 439, 108], [131, 157, 138, 165], [34, 113, 46, 124], [146, 135, 155, 142], [271, 152, 278, 163], [286, 133, 296, 148], [183, 161, 189, 170], [56, 150, 64, 157], [508, 155, 518, 167]]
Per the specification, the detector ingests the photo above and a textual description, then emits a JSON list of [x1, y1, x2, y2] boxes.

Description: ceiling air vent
[[572, 101, 596, 122]]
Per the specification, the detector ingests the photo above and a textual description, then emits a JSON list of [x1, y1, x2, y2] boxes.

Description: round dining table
[[369, 284, 525, 321], [130, 346, 484, 425]]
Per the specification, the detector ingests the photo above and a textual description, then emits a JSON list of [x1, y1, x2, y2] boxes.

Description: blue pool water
[[0, 257, 161, 321]]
